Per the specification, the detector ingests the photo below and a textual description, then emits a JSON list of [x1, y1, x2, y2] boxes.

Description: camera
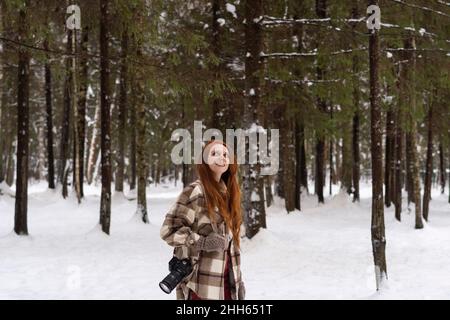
[[159, 256, 193, 294]]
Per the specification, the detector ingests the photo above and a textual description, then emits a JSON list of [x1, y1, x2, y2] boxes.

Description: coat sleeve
[[160, 185, 202, 248]]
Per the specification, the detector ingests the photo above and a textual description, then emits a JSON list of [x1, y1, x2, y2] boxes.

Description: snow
[[226, 3, 237, 18], [0, 181, 449, 299], [250, 191, 260, 201], [217, 18, 225, 27]]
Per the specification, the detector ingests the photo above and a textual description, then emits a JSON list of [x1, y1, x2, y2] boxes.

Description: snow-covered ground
[[0, 180, 449, 299]]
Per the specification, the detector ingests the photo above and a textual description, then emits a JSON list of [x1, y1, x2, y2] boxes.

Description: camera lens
[[159, 281, 172, 294]]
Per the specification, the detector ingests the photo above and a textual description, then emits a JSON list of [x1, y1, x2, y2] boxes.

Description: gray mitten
[[238, 282, 246, 300], [195, 232, 228, 252]]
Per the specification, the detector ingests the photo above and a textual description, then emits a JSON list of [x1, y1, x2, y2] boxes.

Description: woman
[[160, 140, 245, 300]]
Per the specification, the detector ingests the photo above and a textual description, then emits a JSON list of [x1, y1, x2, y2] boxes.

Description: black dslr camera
[[159, 256, 193, 294]]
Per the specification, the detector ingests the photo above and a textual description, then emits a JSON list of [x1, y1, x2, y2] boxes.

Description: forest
[[0, 0, 449, 299]]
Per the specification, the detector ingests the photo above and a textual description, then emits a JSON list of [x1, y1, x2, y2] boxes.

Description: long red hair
[[195, 140, 242, 249]]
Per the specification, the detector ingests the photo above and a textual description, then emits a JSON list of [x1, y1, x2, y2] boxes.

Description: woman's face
[[206, 143, 230, 178]]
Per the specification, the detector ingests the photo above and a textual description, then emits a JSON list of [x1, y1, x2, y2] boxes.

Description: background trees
[[0, 0, 448, 247]]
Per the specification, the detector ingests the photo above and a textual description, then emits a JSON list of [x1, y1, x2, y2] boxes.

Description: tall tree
[[404, 35, 423, 229], [422, 88, 434, 222], [242, 0, 267, 238], [115, 28, 128, 193], [76, 25, 89, 198], [72, 22, 81, 203], [44, 38, 55, 189], [135, 11, 149, 223], [351, 9, 361, 203], [14, 0, 31, 235], [394, 62, 404, 222], [368, 0, 387, 290], [99, 0, 112, 234], [314, 0, 327, 203], [438, 142, 445, 194], [59, 28, 72, 198]]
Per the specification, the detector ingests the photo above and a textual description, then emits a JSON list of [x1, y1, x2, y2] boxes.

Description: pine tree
[[242, 0, 267, 238], [14, 0, 31, 235], [368, 0, 387, 290], [99, 0, 112, 234]]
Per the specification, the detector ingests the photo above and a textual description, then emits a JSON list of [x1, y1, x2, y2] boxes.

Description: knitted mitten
[[195, 232, 228, 252]]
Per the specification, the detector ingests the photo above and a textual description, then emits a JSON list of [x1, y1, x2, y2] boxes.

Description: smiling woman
[[160, 140, 246, 300]]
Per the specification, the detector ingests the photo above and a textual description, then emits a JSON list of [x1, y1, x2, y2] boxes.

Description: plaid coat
[[160, 179, 244, 300]]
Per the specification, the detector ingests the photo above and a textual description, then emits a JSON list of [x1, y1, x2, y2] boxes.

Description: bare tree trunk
[[422, 94, 434, 222], [295, 115, 304, 210], [368, 0, 387, 290], [135, 23, 149, 223], [0, 1, 4, 184], [43, 39, 55, 189], [404, 35, 423, 229], [99, 0, 111, 234], [128, 58, 137, 191], [86, 99, 101, 185], [405, 133, 414, 205], [59, 30, 72, 198], [72, 28, 81, 203], [314, 0, 327, 204], [265, 175, 273, 208], [15, 2, 30, 235], [281, 105, 295, 212], [115, 28, 128, 193], [351, 0, 360, 203], [76, 25, 89, 198], [342, 117, 353, 195], [210, 0, 224, 131], [394, 72, 404, 222], [352, 90, 360, 202], [385, 107, 395, 207], [438, 142, 445, 194], [243, 0, 266, 238]]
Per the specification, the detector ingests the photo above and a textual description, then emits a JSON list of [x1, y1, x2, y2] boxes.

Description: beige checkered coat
[[160, 179, 244, 300]]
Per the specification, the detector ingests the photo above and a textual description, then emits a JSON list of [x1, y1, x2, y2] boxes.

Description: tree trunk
[[128, 61, 137, 191], [438, 142, 445, 194], [211, 0, 224, 131], [59, 30, 72, 198], [394, 71, 404, 222], [281, 105, 295, 213], [295, 116, 304, 210], [115, 28, 128, 193], [404, 35, 423, 229], [422, 94, 434, 222], [14, 2, 30, 235], [342, 117, 353, 195], [385, 107, 395, 207], [314, 0, 327, 204], [43, 39, 55, 189], [76, 25, 89, 198], [135, 27, 149, 223], [243, 0, 266, 239], [99, 0, 111, 234], [72, 28, 81, 203], [368, 0, 387, 289], [86, 98, 101, 185], [405, 133, 414, 205], [265, 175, 273, 208], [351, 0, 361, 203]]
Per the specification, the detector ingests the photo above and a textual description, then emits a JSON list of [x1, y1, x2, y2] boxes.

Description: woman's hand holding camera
[[195, 232, 228, 252]]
